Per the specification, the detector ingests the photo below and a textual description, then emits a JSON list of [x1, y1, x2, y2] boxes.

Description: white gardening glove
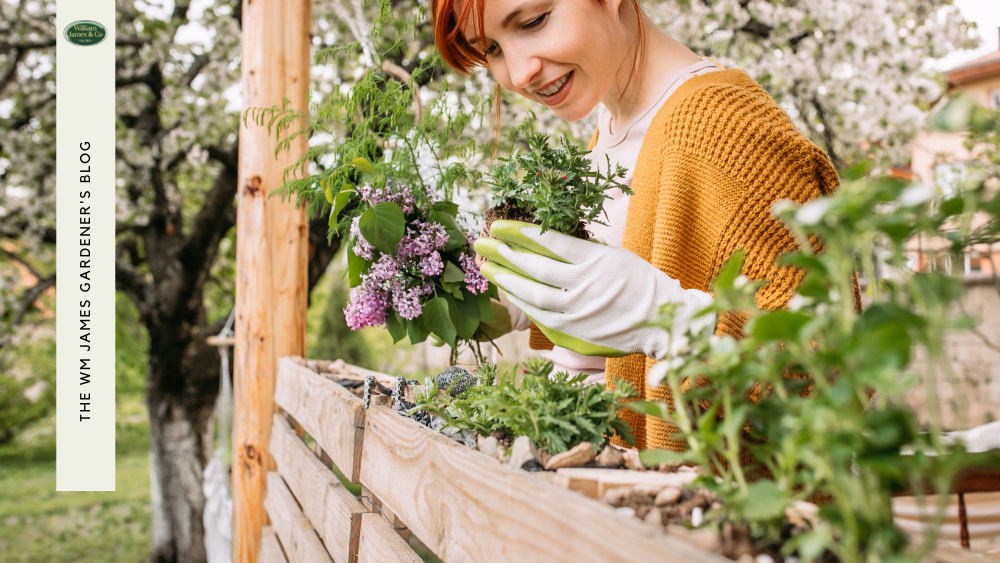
[[475, 220, 715, 358]]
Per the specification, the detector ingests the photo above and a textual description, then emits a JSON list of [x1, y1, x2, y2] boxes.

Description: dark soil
[[490, 429, 515, 453], [483, 199, 591, 241]]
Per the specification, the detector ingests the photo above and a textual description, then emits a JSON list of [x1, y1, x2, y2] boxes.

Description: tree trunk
[[144, 319, 227, 563]]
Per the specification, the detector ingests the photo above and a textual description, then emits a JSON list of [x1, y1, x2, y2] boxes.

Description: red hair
[[430, 0, 647, 148]]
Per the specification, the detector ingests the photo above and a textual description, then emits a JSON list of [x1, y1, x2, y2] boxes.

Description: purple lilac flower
[[460, 252, 489, 295], [419, 251, 444, 277], [392, 285, 425, 320], [350, 216, 376, 260], [357, 180, 416, 214], [344, 286, 388, 330]]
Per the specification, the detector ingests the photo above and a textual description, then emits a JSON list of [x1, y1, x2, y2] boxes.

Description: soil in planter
[[489, 429, 515, 453], [483, 199, 592, 241]]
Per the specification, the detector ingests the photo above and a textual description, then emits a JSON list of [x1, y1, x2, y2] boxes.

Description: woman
[[433, 0, 843, 451]]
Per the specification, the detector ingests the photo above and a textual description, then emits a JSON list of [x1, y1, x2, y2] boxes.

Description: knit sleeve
[[661, 81, 840, 337]]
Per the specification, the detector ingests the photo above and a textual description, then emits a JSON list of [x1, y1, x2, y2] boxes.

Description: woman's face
[[459, 0, 627, 122]]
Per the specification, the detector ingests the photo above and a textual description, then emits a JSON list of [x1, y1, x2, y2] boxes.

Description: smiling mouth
[[537, 71, 573, 97]]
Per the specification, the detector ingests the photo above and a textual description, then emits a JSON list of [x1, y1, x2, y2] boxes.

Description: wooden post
[[233, 0, 311, 559]]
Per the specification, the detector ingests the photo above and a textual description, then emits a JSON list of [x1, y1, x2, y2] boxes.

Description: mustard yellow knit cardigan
[[529, 69, 844, 450]]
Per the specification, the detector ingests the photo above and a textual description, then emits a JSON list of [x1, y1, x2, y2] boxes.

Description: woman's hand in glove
[[475, 220, 715, 359]]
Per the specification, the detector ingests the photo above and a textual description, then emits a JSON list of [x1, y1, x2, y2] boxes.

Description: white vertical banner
[[56, 9, 115, 490]]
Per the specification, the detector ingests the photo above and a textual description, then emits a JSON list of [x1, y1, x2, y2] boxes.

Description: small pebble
[[691, 506, 704, 527], [756, 555, 775, 563], [655, 486, 682, 506], [615, 507, 636, 518], [596, 445, 625, 467], [644, 508, 662, 526], [477, 436, 498, 458], [602, 487, 631, 506], [622, 448, 645, 471], [507, 436, 537, 469]]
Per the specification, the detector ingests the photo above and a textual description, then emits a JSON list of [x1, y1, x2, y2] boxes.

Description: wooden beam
[[233, 0, 311, 556], [264, 472, 335, 563], [270, 413, 367, 563], [357, 513, 423, 563], [359, 403, 731, 563], [275, 358, 366, 482], [259, 526, 289, 563]]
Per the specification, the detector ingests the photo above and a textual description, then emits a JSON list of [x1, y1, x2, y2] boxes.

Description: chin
[[551, 103, 595, 122]]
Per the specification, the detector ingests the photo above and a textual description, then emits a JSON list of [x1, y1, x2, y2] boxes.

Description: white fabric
[[202, 452, 232, 563], [541, 57, 721, 380], [494, 225, 715, 360], [497, 288, 532, 332]]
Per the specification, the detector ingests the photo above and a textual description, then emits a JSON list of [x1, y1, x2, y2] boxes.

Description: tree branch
[[11, 274, 55, 328], [0, 247, 44, 280]]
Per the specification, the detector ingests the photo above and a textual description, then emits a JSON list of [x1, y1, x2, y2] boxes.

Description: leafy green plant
[[484, 132, 630, 237], [630, 116, 1000, 561], [413, 358, 636, 453]]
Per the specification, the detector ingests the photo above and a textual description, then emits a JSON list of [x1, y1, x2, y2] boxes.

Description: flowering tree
[[648, 0, 978, 169]]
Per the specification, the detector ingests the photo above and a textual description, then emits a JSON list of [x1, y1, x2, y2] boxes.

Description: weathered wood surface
[[553, 467, 697, 499], [357, 513, 423, 563], [258, 526, 288, 563], [270, 413, 366, 563], [263, 472, 334, 563], [276, 357, 365, 482], [359, 403, 731, 563], [233, 0, 310, 555]]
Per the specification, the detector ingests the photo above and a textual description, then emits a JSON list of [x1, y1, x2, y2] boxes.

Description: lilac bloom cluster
[[357, 180, 417, 213], [343, 181, 491, 331]]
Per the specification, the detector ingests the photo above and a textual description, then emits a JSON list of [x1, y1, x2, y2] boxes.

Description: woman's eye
[[523, 13, 547, 29], [484, 43, 500, 56]]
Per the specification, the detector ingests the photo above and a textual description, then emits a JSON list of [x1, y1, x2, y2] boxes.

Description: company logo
[[63, 20, 108, 47]]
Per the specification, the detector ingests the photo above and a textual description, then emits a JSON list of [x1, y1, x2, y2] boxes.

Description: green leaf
[[386, 310, 406, 343], [742, 481, 786, 521], [358, 202, 406, 255], [407, 315, 429, 344], [640, 448, 688, 467], [476, 291, 495, 323], [346, 238, 370, 288], [423, 297, 457, 346], [351, 157, 377, 176], [443, 261, 466, 284], [713, 251, 745, 290], [751, 311, 811, 342], [332, 184, 354, 224], [431, 201, 459, 217], [446, 291, 480, 340], [322, 178, 334, 204], [628, 400, 671, 419]]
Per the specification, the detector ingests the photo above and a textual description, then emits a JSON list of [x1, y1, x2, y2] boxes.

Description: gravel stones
[[595, 445, 625, 467], [477, 435, 499, 458], [654, 486, 682, 506], [507, 436, 538, 469], [544, 442, 596, 470]]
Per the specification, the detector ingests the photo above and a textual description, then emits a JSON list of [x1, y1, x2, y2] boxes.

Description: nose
[[505, 45, 542, 91]]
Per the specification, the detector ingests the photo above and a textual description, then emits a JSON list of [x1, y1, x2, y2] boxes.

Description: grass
[[0, 394, 152, 563]]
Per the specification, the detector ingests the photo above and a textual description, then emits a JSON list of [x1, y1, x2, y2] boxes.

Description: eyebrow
[[466, 5, 529, 46]]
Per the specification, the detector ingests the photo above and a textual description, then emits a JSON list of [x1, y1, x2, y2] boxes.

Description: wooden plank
[[359, 403, 730, 563], [264, 472, 334, 563], [276, 357, 366, 482], [270, 413, 366, 563], [233, 0, 310, 556], [553, 467, 697, 499], [259, 526, 288, 563], [357, 513, 423, 563]]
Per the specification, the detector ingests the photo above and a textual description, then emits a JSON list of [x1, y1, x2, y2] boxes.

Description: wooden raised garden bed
[[259, 357, 994, 563]]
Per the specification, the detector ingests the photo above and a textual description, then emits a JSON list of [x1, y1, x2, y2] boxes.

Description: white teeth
[[539, 73, 570, 96]]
